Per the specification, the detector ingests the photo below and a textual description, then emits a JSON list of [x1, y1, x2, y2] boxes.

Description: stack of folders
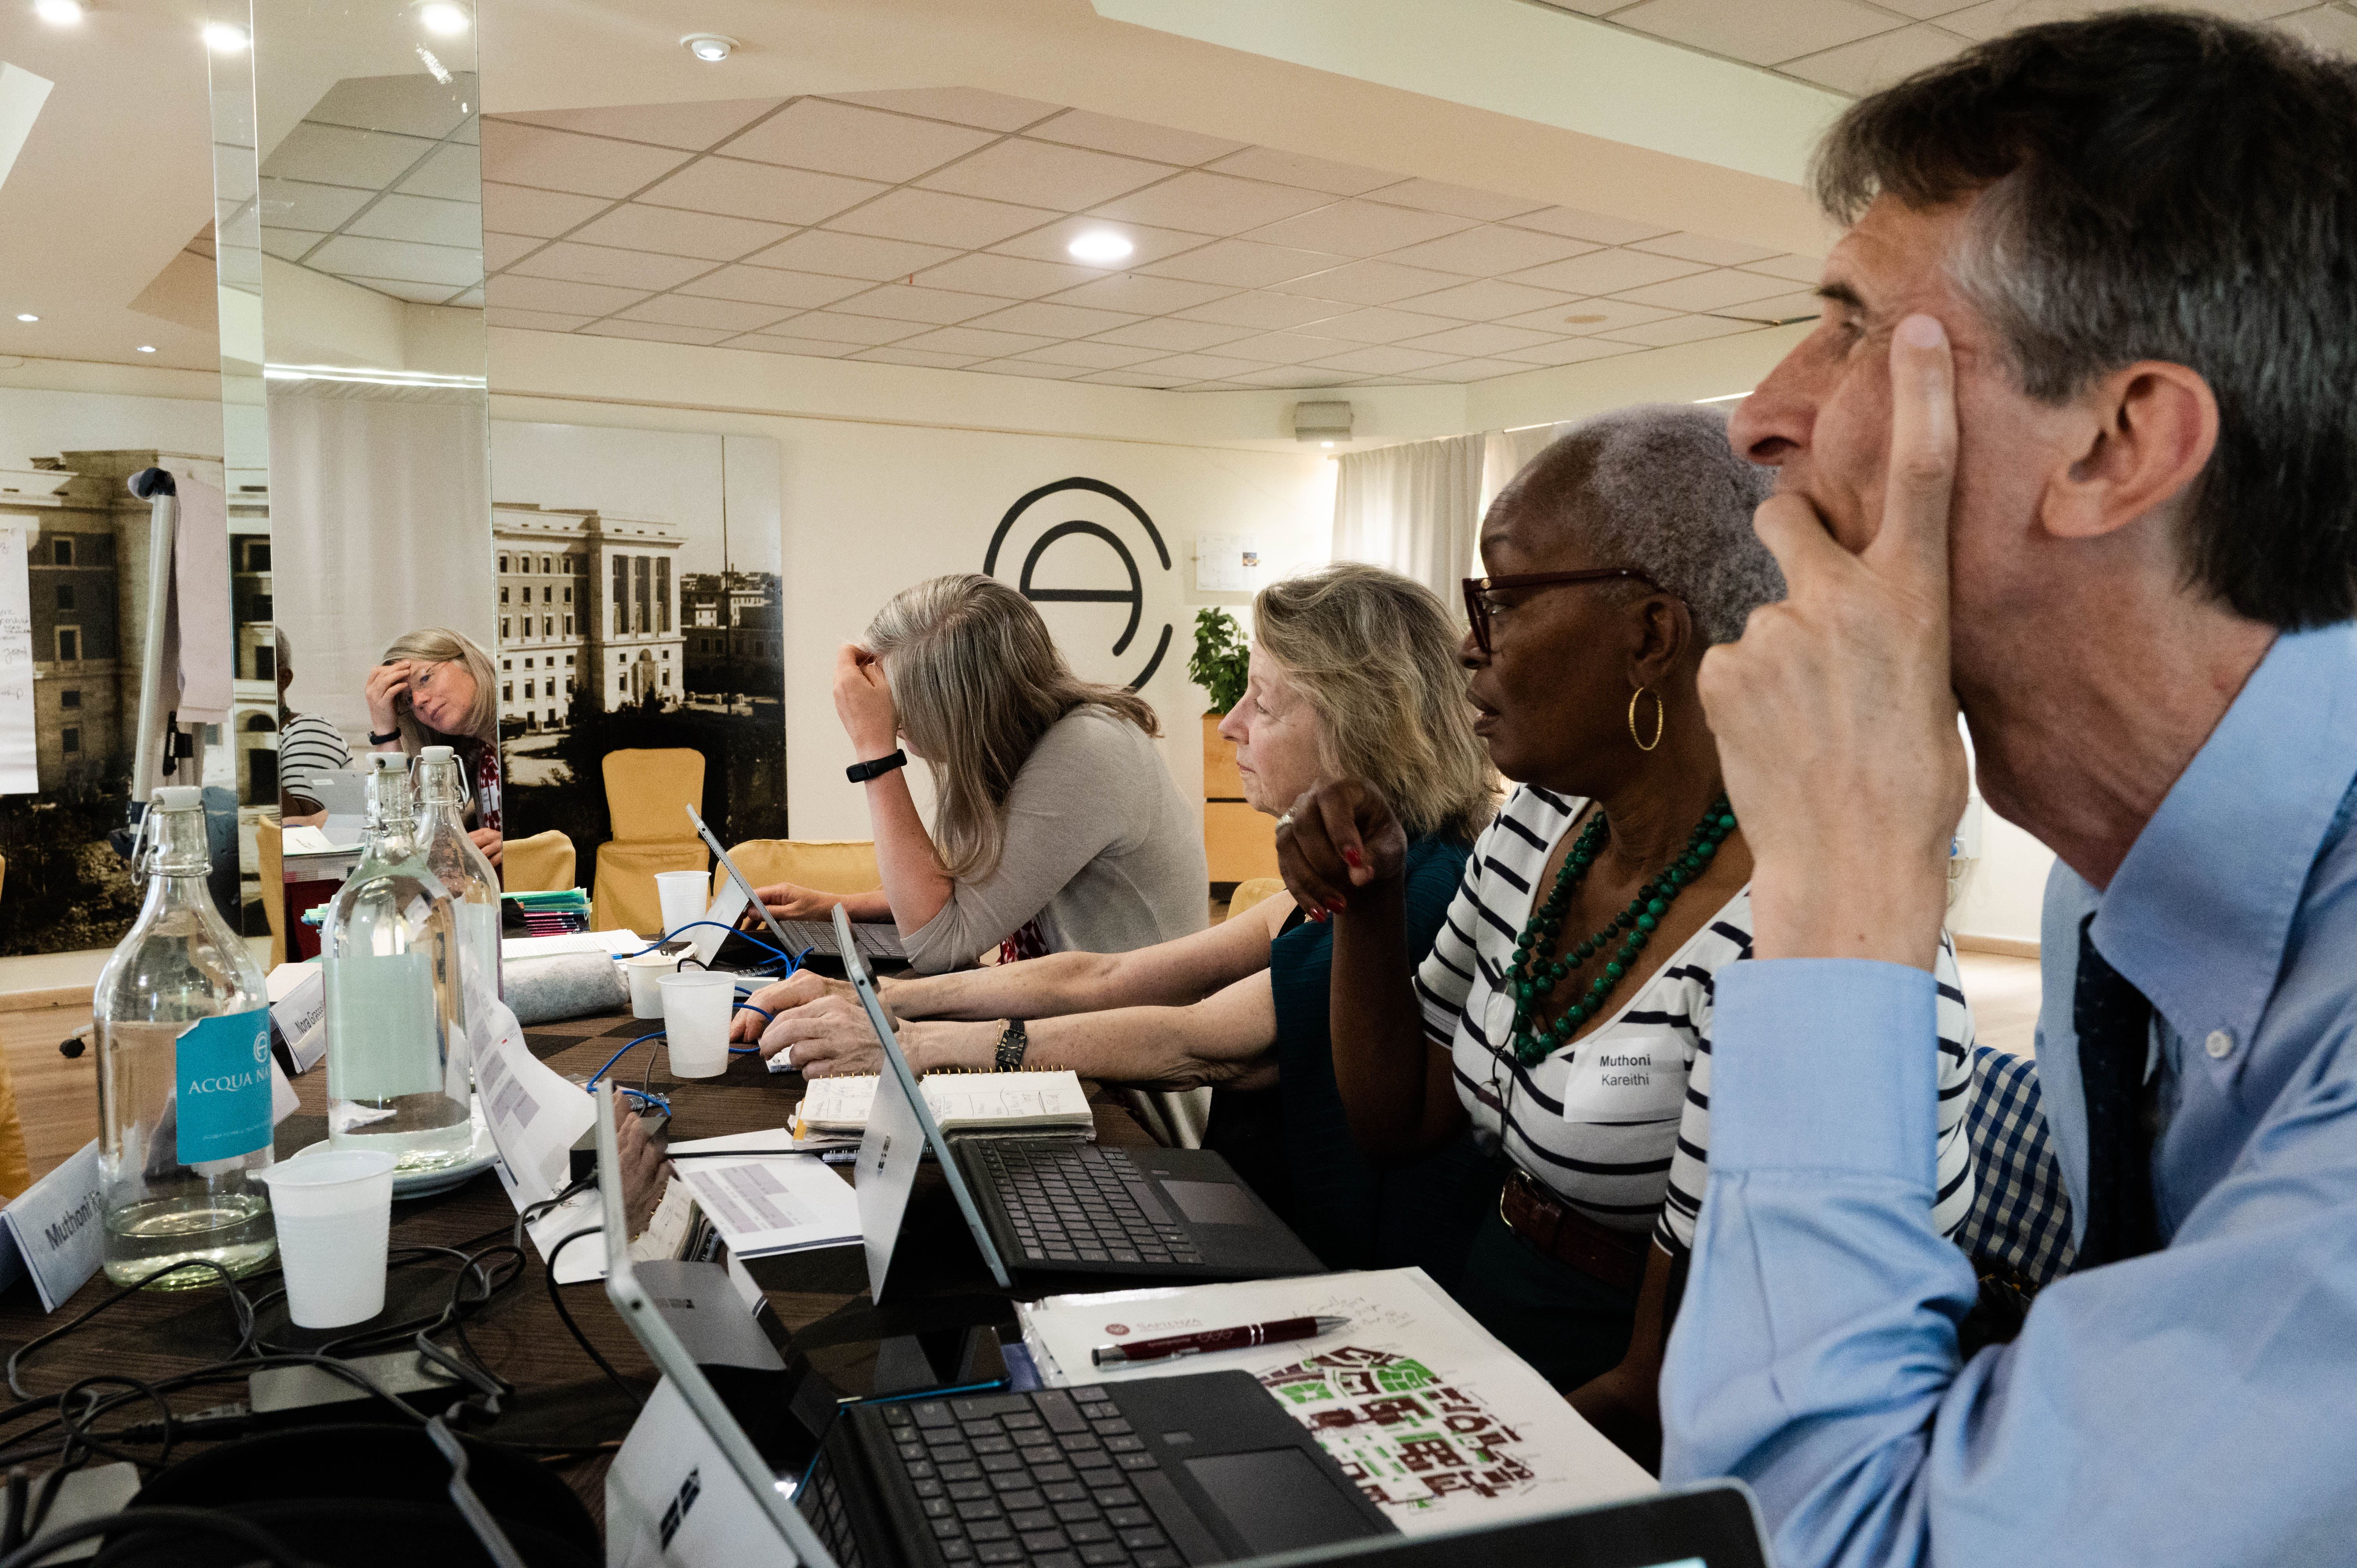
[[792, 1067, 1096, 1142], [505, 889, 591, 936]]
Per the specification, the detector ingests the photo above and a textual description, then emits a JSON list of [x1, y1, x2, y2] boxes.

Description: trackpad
[[1185, 1450, 1376, 1554], [1160, 1180, 1260, 1227]]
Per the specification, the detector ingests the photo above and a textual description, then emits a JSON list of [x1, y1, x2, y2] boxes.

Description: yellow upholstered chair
[[1227, 877, 1285, 920], [0, 1051, 30, 1202], [712, 839, 881, 902], [594, 749, 708, 935], [254, 823, 285, 970], [501, 830, 576, 894]]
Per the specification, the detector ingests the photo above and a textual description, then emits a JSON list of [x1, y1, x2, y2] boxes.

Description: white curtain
[[1480, 424, 1570, 523], [1330, 433, 1485, 609]]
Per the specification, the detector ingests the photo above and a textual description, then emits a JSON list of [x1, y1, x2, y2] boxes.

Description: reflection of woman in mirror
[[366, 627, 504, 868], [276, 629, 353, 825]]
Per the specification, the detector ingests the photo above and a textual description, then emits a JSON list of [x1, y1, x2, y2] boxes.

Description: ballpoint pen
[[1090, 1314, 1350, 1366]]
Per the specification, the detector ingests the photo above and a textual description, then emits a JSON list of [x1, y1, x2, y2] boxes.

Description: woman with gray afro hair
[[1275, 402, 1979, 1468]]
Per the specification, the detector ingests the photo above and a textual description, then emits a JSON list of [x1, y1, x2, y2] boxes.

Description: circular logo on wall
[[984, 478, 1173, 691]]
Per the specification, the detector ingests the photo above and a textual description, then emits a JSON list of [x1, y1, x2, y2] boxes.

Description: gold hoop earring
[[1629, 686, 1664, 752]]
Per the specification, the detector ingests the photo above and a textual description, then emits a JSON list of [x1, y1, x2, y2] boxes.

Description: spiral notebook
[[793, 1068, 1093, 1138]]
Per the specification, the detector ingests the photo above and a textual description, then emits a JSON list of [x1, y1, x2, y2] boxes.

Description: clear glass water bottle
[[415, 745, 502, 1030], [93, 785, 277, 1287], [323, 753, 473, 1171]]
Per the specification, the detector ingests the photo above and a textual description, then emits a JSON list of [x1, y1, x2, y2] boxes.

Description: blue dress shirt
[[1659, 622, 2357, 1567]]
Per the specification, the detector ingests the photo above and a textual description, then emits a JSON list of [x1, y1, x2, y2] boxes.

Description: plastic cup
[[256, 1150, 399, 1329], [659, 971, 735, 1078], [622, 951, 677, 1019], [656, 871, 709, 940]]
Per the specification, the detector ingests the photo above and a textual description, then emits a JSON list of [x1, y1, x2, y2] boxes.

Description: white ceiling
[[1544, 0, 2357, 97]]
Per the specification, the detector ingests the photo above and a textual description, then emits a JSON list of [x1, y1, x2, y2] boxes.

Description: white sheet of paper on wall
[[1196, 534, 1262, 593], [0, 526, 37, 795]]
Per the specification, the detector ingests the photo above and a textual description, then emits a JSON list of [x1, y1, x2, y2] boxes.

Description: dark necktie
[[2073, 914, 2161, 1268]]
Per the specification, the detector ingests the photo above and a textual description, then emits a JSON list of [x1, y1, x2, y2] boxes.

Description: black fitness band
[[845, 749, 908, 784]]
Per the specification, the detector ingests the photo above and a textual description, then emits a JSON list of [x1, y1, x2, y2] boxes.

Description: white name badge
[[1558, 1031, 1690, 1126], [0, 1140, 107, 1312]]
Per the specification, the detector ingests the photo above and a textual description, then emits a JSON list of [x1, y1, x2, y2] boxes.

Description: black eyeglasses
[[1462, 570, 1661, 654]]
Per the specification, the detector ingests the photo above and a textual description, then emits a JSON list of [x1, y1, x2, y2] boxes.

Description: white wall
[[1951, 807, 2056, 949]]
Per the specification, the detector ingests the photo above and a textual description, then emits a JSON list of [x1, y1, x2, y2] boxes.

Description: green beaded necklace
[[1507, 795, 1737, 1067]]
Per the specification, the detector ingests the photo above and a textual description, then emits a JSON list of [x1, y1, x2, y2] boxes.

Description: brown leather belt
[[1498, 1168, 1648, 1292]]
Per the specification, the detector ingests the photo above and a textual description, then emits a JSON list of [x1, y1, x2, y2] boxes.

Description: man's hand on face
[[1698, 313, 1970, 971]]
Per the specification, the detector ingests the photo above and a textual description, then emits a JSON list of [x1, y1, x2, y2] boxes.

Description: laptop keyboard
[[975, 1142, 1203, 1268], [882, 1388, 1185, 1568]]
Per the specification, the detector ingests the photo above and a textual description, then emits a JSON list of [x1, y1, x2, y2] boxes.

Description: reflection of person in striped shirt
[[275, 630, 352, 822]]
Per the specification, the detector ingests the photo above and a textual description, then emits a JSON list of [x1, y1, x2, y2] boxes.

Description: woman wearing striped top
[[1279, 406, 1974, 1466]]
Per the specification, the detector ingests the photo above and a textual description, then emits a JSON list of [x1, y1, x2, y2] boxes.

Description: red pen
[[1090, 1314, 1350, 1366]]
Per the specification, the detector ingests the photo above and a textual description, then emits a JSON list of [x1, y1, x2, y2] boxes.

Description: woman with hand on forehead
[[1278, 406, 1977, 1467]]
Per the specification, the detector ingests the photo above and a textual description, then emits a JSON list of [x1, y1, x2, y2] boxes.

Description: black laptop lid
[[1240, 1483, 1771, 1568]]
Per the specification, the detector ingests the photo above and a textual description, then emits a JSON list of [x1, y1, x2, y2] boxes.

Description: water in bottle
[[414, 745, 501, 1030], [93, 786, 277, 1287], [322, 753, 473, 1171]]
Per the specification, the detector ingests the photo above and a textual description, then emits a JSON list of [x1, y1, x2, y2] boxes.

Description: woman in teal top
[[741, 563, 1497, 1270]]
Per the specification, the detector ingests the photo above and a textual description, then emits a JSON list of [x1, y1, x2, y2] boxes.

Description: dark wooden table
[[0, 1003, 1153, 1531]]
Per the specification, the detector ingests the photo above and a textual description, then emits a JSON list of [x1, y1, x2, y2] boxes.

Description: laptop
[[832, 906, 1327, 1285], [687, 805, 803, 971]]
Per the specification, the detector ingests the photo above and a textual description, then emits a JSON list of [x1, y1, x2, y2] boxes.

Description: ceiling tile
[[483, 233, 542, 271], [991, 217, 1214, 268], [264, 123, 440, 189], [1611, 267, 1799, 311], [506, 241, 712, 291], [1780, 23, 1975, 95], [260, 177, 373, 232], [485, 307, 594, 332], [1125, 352, 1270, 380], [1206, 147, 1401, 195], [963, 300, 1145, 338], [1244, 200, 1477, 258], [494, 100, 786, 152], [674, 265, 870, 310], [1505, 249, 1713, 294], [1493, 337, 1646, 367], [258, 229, 323, 262], [1712, 287, 1823, 323], [1597, 314, 1763, 347], [1042, 274, 1236, 314], [396, 143, 482, 202], [306, 77, 472, 140], [1027, 110, 1246, 167], [580, 320, 734, 346], [746, 230, 961, 281], [829, 188, 1064, 249], [915, 253, 1109, 298], [719, 98, 998, 183], [345, 192, 481, 249], [1867, 0, 1990, 16], [1136, 238, 1348, 288], [1172, 292, 1346, 330], [484, 274, 651, 316], [1365, 178, 1550, 222], [1305, 344, 1465, 375], [1401, 277, 1585, 321], [975, 358, 1093, 380], [639, 157, 886, 226], [477, 122, 692, 198], [338, 276, 466, 305], [1494, 297, 1680, 334], [1302, 305, 1466, 343], [1738, 253, 1827, 284], [1214, 331, 1363, 364], [830, 283, 1010, 324], [728, 333, 861, 358], [1223, 366, 1357, 388], [1628, 231, 1785, 267], [1090, 171, 1334, 236], [1610, 0, 1897, 66], [824, 88, 1059, 132], [309, 235, 481, 286], [450, 285, 484, 306], [1080, 368, 1195, 388], [1268, 259, 1466, 305], [615, 295, 793, 332], [892, 325, 1061, 357], [1013, 340, 1170, 369], [1091, 318, 1260, 351], [769, 311, 933, 346], [1397, 321, 1562, 356], [1507, 207, 1675, 246], [482, 182, 612, 239], [1380, 224, 1600, 277], [1416, 357, 1543, 383], [2279, 6, 2357, 55], [921, 138, 1175, 209], [568, 203, 792, 261], [850, 346, 989, 369]]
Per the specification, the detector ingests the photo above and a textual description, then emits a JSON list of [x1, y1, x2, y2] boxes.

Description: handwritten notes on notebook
[[795, 1070, 1094, 1137]]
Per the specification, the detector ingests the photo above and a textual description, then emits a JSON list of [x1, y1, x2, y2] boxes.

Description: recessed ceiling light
[[201, 20, 246, 50], [1067, 231, 1133, 264], [417, 1, 468, 34], [34, 0, 84, 25], [1564, 313, 1606, 324], [681, 32, 735, 62], [136, 344, 156, 353], [13, 314, 35, 323]]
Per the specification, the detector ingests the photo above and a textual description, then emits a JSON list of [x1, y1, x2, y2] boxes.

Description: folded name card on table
[[0, 1140, 105, 1312], [793, 1070, 1093, 1138], [266, 961, 326, 1075]]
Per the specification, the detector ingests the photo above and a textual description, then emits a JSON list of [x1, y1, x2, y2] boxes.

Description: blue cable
[[617, 1085, 673, 1117], [585, 1030, 666, 1090], [627, 921, 808, 970]]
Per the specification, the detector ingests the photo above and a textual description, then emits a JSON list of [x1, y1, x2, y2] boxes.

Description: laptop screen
[[686, 804, 802, 961]]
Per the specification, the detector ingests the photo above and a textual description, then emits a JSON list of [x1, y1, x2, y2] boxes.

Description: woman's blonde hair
[[1254, 563, 1496, 843], [866, 575, 1159, 883], [380, 626, 499, 755]]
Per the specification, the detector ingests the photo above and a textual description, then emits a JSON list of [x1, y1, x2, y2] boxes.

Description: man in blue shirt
[[1667, 13, 2357, 1565]]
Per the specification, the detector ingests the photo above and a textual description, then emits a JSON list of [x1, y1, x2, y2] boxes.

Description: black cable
[[0, 1504, 307, 1568], [53, 1377, 175, 1470], [8, 1259, 256, 1399], [544, 1228, 641, 1410]]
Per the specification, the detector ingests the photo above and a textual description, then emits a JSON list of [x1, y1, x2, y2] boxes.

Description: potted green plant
[[1188, 609, 1250, 716]]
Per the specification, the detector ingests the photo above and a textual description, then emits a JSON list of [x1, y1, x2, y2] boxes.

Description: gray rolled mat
[[502, 952, 628, 1025]]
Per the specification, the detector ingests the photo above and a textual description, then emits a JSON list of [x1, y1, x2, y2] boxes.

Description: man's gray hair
[[1497, 404, 1781, 646]]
